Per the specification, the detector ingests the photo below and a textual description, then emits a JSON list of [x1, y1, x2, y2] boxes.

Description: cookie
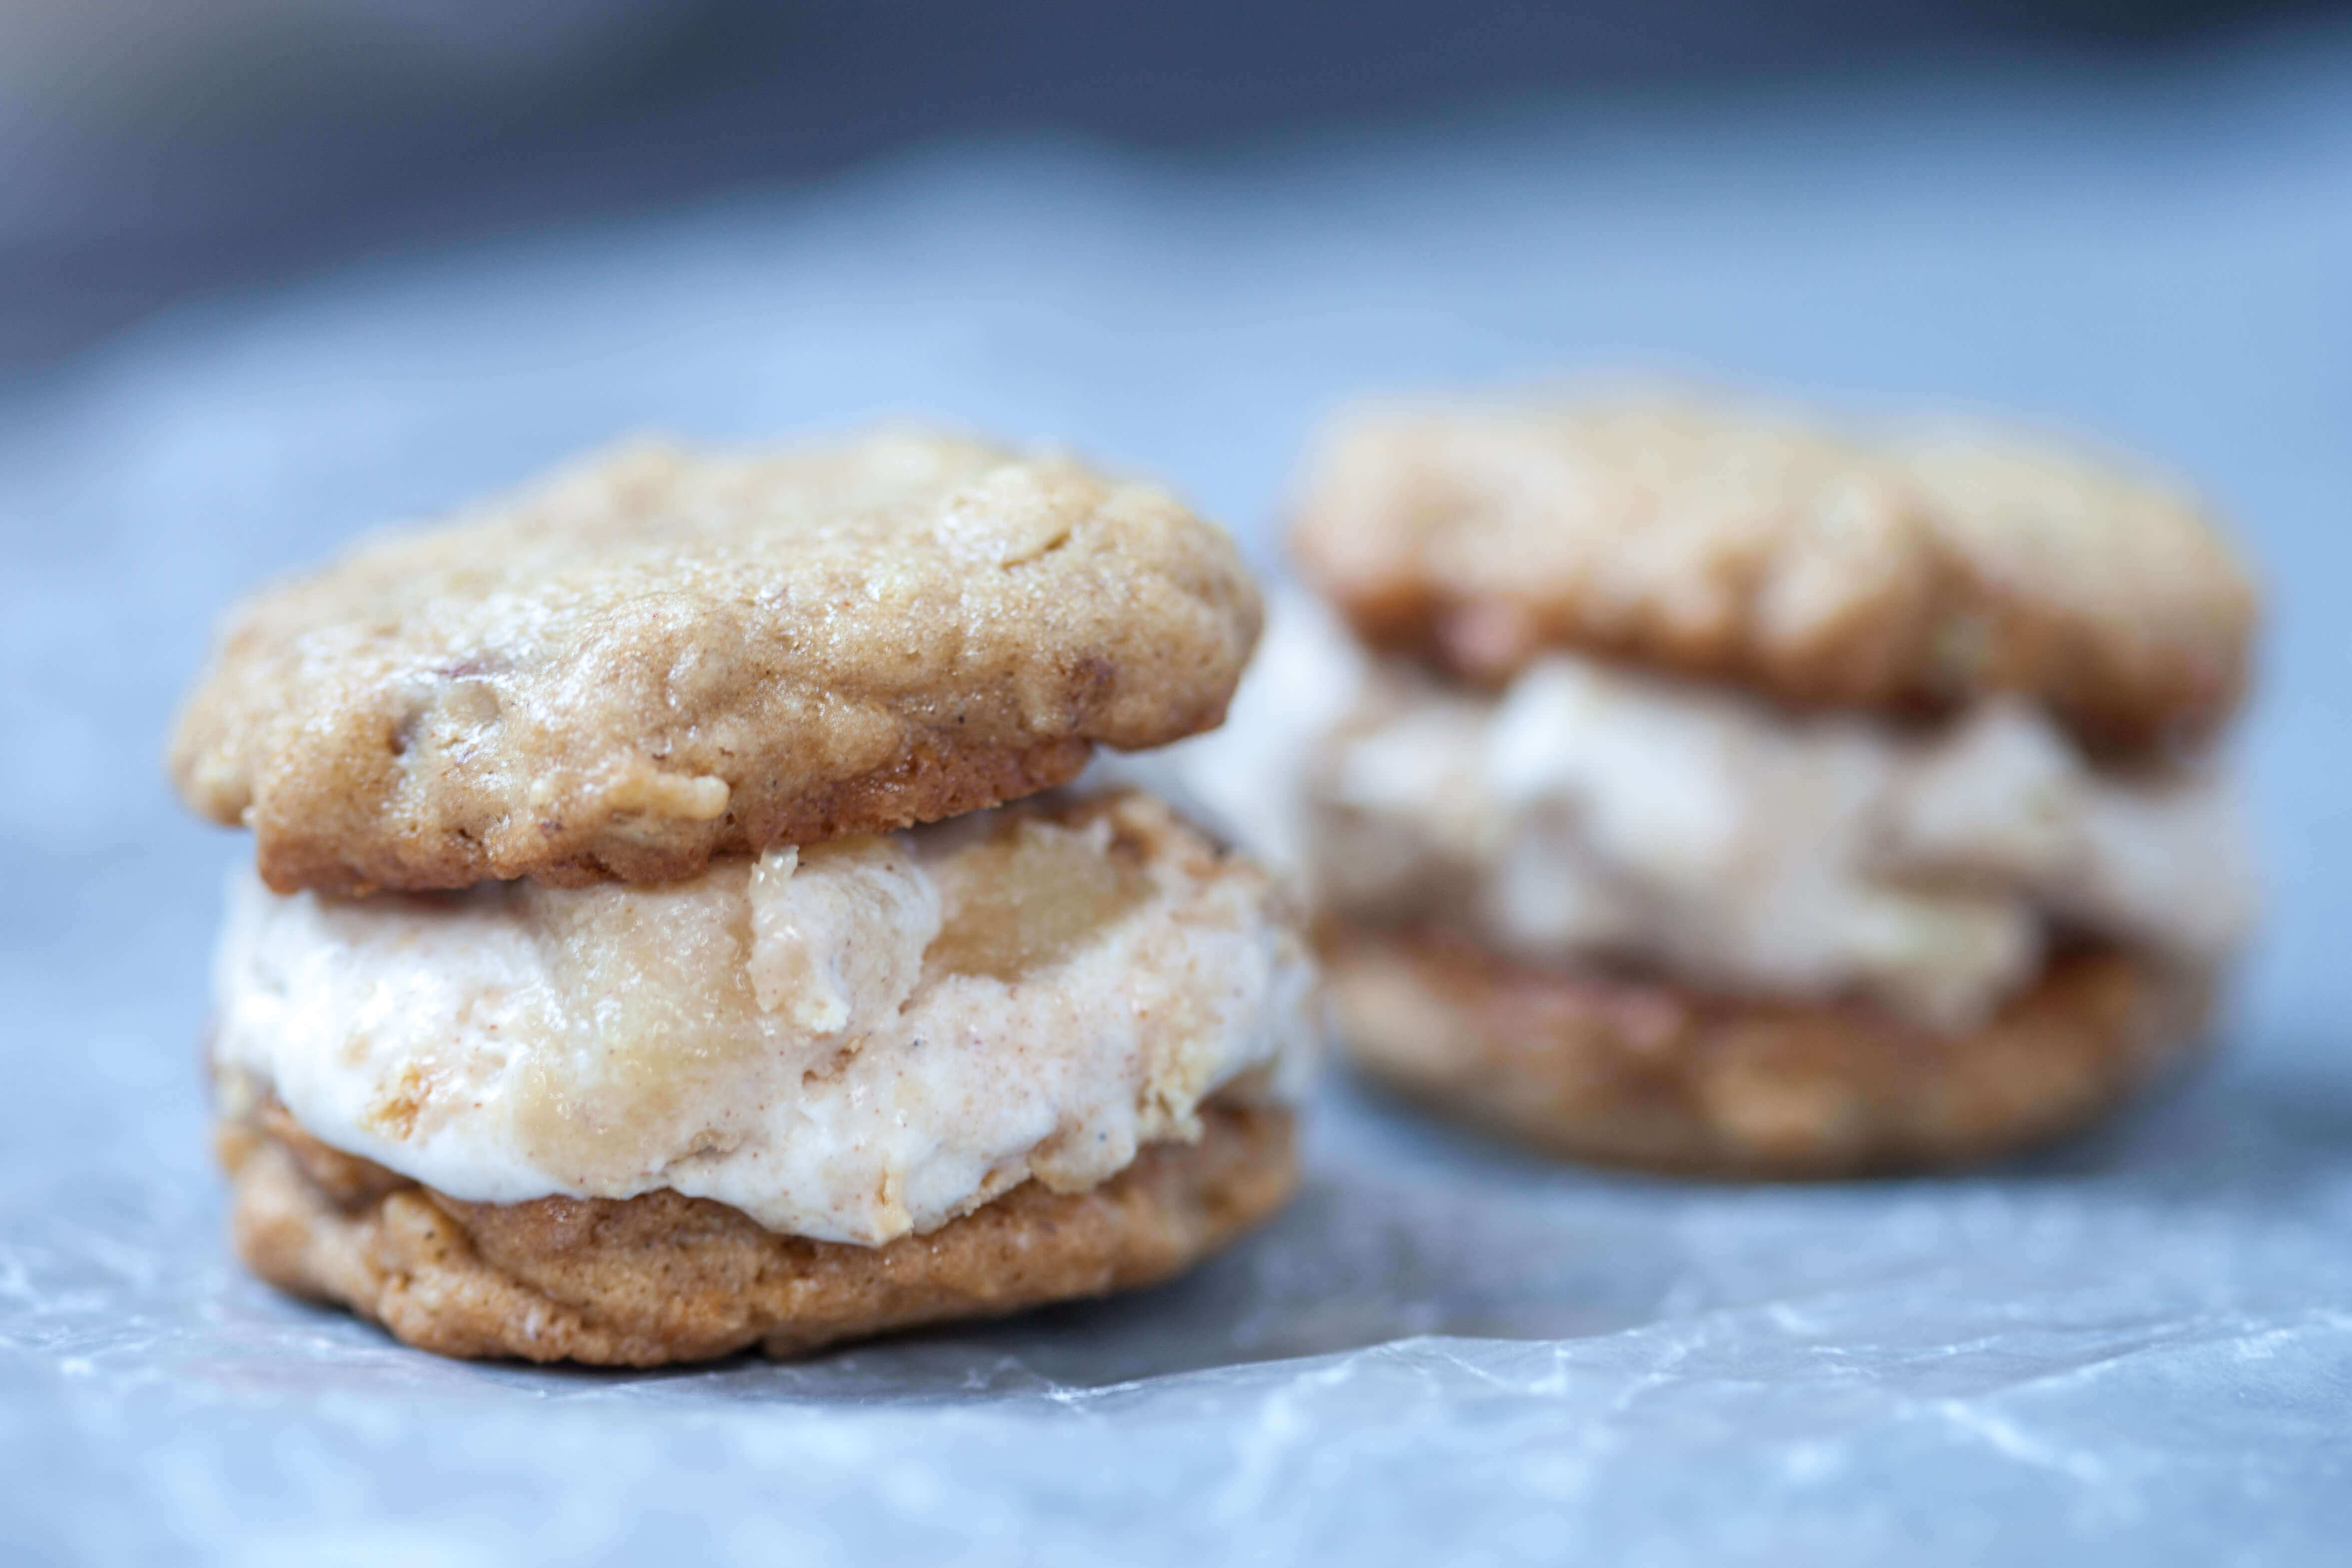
[[171, 431, 1261, 894], [221, 1096, 1295, 1366], [1289, 399, 2257, 751], [1325, 925, 2211, 1177]]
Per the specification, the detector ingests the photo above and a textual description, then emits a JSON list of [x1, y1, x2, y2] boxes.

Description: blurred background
[[3, 0, 2346, 374]]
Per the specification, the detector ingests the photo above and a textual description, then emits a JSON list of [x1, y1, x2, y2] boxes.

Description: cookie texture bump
[[1290, 401, 2257, 751], [171, 432, 1262, 893], [1326, 925, 2212, 1177], [221, 1096, 1296, 1366]]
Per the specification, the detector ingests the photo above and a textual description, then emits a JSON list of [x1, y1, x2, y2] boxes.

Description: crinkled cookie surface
[[1289, 400, 2256, 750], [171, 431, 1262, 892]]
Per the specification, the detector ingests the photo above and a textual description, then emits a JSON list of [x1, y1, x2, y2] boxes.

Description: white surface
[[5, 24, 2352, 1565]]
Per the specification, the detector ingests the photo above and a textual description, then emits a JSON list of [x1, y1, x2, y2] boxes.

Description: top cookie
[[171, 431, 1261, 894], [1288, 398, 2257, 751]]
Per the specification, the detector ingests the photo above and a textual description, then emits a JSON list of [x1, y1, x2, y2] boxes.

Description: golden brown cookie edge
[[248, 733, 1098, 896], [220, 1097, 1298, 1367], [1323, 924, 2212, 1177]]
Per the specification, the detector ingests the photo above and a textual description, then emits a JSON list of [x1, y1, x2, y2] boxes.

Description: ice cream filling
[[211, 790, 1316, 1246], [1163, 600, 2253, 1032]]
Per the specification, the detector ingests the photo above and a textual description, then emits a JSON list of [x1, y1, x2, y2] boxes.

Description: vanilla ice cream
[[1165, 602, 2253, 1032], [212, 790, 1317, 1246]]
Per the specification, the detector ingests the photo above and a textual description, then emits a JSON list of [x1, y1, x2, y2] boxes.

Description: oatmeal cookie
[[1325, 925, 2211, 1176], [220, 1096, 1296, 1366], [1289, 399, 2255, 750], [172, 431, 1261, 893]]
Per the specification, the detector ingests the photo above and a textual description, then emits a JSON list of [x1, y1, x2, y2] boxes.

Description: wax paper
[[5, 28, 2352, 1564]]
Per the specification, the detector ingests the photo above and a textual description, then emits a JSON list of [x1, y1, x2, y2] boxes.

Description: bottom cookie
[[1324, 926, 2212, 1177], [220, 1097, 1296, 1366]]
